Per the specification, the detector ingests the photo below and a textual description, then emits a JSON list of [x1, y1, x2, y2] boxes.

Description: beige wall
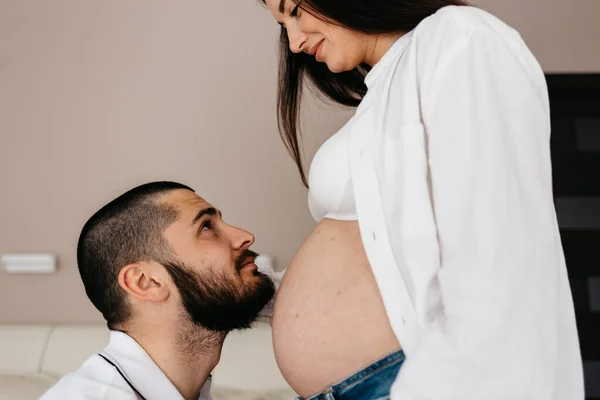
[[1, 0, 599, 324], [477, 0, 600, 73]]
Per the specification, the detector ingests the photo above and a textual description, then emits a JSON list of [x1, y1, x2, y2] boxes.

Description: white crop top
[[307, 118, 358, 222]]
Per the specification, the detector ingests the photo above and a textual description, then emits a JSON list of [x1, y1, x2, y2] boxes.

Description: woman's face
[[264, 0, 372, 73]]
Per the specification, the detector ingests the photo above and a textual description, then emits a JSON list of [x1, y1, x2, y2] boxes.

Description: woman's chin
[[326, 63, 346, 74], [325, 60, 355, 74]]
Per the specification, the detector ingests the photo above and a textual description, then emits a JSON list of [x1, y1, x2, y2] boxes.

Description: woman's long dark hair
[[272, 0, 469, 186]]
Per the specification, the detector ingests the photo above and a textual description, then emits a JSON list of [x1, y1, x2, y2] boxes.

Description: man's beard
[[162, 250, 275, 332]]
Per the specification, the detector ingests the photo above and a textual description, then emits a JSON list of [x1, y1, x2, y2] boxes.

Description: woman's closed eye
[[279, 3, 300, 29], [290, 3, 300, 18]]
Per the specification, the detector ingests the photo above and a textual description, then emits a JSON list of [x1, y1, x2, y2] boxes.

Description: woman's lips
[[314, 40, 325, 62]]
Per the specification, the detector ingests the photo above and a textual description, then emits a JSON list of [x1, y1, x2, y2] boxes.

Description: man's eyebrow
[[191, 207, 222, 226], [279, 0, 285, 13]]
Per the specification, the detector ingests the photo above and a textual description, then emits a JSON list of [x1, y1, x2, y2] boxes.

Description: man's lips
[[240, 257, 257, 271], [235, 249, 260, 272]]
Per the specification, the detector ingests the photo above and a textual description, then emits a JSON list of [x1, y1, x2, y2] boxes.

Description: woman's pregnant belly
[[272, 218, 401, 398]]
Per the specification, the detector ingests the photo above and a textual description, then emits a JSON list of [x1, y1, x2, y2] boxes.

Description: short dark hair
[[77, 181, 194, 329]]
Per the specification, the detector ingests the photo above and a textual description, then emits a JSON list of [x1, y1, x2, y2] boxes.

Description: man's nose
[[228, 225, 255, 250]]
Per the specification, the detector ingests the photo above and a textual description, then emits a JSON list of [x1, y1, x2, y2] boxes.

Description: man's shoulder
[[40, 355, 137, 400]]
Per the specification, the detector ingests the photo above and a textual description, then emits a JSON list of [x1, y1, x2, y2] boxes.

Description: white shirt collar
[[364, 29, 414, 89], [101, 330, 212, 400]]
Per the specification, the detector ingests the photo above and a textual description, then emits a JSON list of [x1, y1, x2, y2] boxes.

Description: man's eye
[[200, 221, 212, 232]]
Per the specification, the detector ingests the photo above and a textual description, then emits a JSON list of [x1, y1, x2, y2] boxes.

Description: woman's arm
[[391, 27, 563, 399]]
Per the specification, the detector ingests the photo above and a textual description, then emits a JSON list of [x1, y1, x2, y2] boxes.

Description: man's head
[[77, 181, 275, 333]]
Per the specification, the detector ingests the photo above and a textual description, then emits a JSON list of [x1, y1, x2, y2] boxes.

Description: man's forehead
[[161, 189, 211, 215]]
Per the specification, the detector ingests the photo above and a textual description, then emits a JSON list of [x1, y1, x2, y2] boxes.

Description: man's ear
[[117, 262, 170, 303]]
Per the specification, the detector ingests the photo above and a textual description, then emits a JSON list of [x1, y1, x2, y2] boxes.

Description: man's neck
[[128, 326, 226, 400]]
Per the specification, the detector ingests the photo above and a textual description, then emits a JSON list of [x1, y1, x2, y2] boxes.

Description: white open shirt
[[345, 6, 584, 399], [40, 331, 213, 400]]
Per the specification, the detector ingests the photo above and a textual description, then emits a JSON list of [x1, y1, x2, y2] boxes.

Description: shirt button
[[372, 231, 377, 241]]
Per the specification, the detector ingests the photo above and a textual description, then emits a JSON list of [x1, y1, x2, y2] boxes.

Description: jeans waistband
[[301, 349, 405, 400]]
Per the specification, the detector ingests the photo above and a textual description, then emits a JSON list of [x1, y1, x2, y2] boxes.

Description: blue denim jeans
[[297, 349, 405, 400]]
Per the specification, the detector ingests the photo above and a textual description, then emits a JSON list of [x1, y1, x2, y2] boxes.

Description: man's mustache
[[235, 249, 260, 273]]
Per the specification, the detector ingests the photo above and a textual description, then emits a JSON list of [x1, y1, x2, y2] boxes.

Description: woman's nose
[[286, 26, 307, 54]]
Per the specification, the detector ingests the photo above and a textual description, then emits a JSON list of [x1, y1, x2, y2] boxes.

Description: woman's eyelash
[[290, 4, 300, 17]]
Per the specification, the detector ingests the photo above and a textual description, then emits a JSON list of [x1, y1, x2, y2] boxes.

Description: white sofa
[[0, 323, 297, 400]]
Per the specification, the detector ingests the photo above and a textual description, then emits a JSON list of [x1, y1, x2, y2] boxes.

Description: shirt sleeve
[[391, 27, 558, 399]]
